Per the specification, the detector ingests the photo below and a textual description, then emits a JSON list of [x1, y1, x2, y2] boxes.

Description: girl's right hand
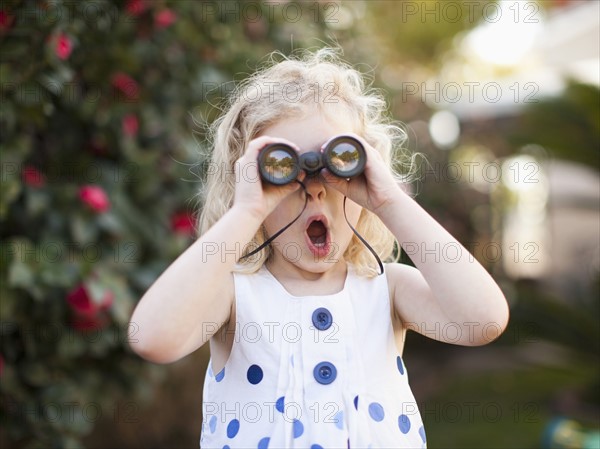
[[233, 136, 305, 221]]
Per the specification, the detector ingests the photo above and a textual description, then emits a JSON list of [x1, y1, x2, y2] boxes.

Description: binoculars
[[258, 135, 366, 185]]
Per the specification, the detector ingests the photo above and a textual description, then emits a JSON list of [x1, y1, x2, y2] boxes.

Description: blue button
[[314, 361, 337, 385], [312, 307, 332, 331]]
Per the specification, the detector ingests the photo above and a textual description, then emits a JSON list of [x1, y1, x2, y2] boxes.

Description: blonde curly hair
[[196, 47, 417, 277]]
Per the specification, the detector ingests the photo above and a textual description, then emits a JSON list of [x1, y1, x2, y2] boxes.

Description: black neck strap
[[342, 195, 384, 275], [239, 180, 384, 275]]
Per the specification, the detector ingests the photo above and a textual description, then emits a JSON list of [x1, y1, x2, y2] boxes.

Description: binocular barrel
[[258, 135, 366, 185]]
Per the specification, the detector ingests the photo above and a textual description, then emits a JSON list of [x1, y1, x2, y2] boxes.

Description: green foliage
[[509, 82, 600, 168], [0, 1, 331, 447], [364, 0, 495, 68]]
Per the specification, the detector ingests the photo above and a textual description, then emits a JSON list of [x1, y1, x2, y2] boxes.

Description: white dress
[[200, 262, 427, 448]]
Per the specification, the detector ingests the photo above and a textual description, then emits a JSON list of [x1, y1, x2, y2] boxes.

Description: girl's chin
[[300, 250, 345, 271], [270, 238, 346, 267]]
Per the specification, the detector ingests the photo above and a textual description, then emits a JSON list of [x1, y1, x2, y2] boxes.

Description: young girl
[[129, 48, 510, 449]]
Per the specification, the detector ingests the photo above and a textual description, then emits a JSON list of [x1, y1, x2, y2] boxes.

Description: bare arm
[[127, 136, 304, 364], [380, 192, 510, 346], [128, 205, 261, 364], [321, 132, 509, 346]]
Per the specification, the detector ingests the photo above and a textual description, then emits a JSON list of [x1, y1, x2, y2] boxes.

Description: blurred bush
[[0, 1, 331, 447]]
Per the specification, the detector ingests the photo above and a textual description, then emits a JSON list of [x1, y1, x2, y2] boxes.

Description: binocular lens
[[328, 142, 361, 175], [259, 146, 299, 185]]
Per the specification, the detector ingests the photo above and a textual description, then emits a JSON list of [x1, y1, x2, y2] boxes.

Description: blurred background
[[1, 0, 598, 448]]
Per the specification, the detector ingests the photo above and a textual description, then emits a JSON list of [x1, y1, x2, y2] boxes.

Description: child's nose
[[304, 175, 326, 201]]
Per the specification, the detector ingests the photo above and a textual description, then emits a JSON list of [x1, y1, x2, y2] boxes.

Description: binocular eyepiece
[[258, 135, 366, 185]]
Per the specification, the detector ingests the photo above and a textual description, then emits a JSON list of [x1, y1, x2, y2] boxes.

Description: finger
[[337, 132, 383, 164], [321, 169, 349, 195]]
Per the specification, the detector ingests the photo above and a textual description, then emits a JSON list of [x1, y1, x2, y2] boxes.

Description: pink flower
[[55, 33, 73, 60], [111, 72, 139, 100], [0, 10, 14, 32], [67, 284, 114, 317], [171, 211, 195, 236], [22, 165, 46, 188], [126, 0, 146, 17], [122, 114, 139, 137], [79, 185, 110, 213], [155, 9, 177, 28], [66, 284, 113, 332]]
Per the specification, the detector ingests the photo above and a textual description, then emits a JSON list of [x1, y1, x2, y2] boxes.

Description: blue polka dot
[[226, 419, 239, 438], [334, 410, 344, 429], [276, 396, 285, 413], [354, 395, 359, 410], [419, 425, 426, 442], [223, 446, 230, 449], [293, 419, 304, 438], [258, 436, 270, 449], [247, 364, 263, 384], [215, 367, 225, 382], [311, 445, 324, 449], [368, 402, 385, 422], [396, 356, 405, 375], [209, 415, 217, 433], [398, 414, 411, 434]]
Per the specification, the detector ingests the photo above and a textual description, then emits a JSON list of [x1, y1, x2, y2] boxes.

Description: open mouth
[[307, 220, 327, 246], [305, 216, 331, 257]]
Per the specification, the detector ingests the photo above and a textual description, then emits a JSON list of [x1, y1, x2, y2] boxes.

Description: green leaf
[[40, 383, 95, 436], [8, 260, 34, 288], [85, 277, 106, 304], [25, 189, 50, 217], [0, 176, 22, 220], [0, 146, 25, 220], [96, 211, 125, 235], [0, 100, 17, 137], [37, 73, 64, 96], [57, 331, 87, 358], [130, 264, 164, 291], [70, 214, 99, 246], [0, 63, 17, 85], [0, 283, 18, 320], [106, 275, 135, 327], [4, 239, 47, 300], [40, 259, 79, 288], [0, 43, 34, 63], [20, 361, 51, 386]]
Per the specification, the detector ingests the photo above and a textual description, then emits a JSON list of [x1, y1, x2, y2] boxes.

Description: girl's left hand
[[320, 133, 404, 216]]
